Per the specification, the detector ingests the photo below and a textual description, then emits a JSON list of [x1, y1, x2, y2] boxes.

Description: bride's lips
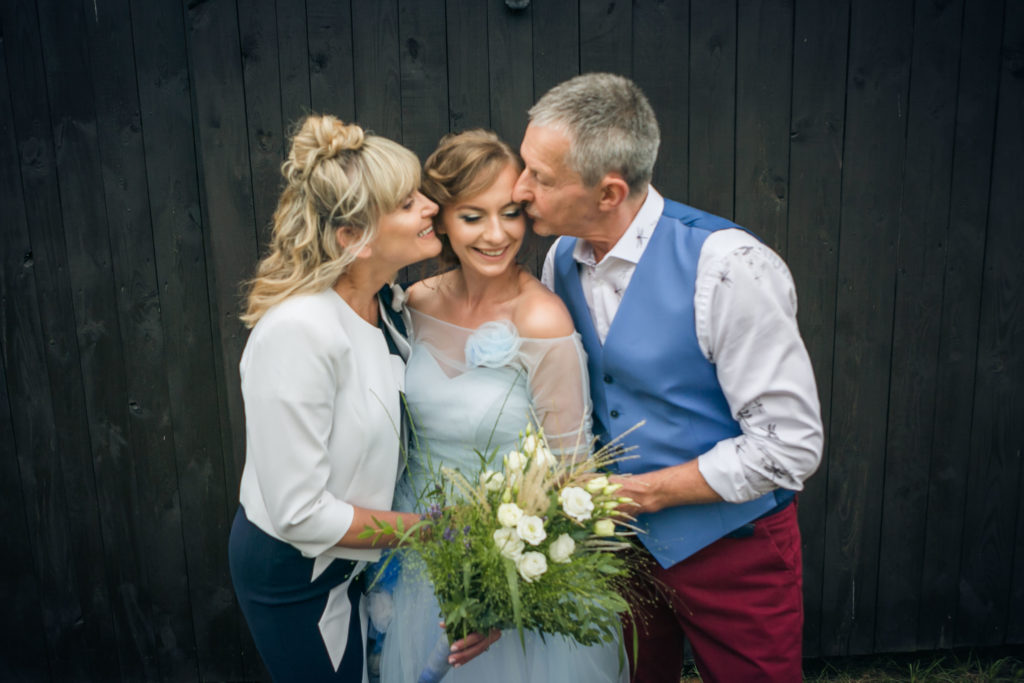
[[473, 245, 510, 259]]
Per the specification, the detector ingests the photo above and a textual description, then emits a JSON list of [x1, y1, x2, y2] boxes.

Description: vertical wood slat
[[633, 0, 690, 204], [130, 0, 250, 678], [444, 0, 491, 132], [528, 0, 578, 105], [874, 0, 965, 653], [238, 0, 288, 253], [399, 0, 449, 161], [579, 0, 631, 75], [917, 0, 1003, 651], [689, 0, 737, 218], [352, 0, 401, 140], [0, 2, 119, 678], [734, 0, 793, 256], [821, 0, 913, 656], [785, 0, 850, 659], [38, 0, 160, 675], [277, 0, 311, 133], [0, 36, 55, 682], [956, 0, 1024, 647], [184, 0, 258, 504], [307, 0, 355, 120], [85, 0, 198, 678]]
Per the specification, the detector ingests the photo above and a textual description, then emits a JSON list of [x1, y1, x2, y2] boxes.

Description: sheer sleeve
[[519, 334, 594, 458]]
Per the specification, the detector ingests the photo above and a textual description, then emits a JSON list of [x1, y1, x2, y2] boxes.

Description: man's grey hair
[[528, 72, 660, 196]]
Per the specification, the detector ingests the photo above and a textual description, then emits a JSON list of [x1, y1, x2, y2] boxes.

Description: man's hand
[[445, 625, 501, 668], [610, 460, 723, 514]]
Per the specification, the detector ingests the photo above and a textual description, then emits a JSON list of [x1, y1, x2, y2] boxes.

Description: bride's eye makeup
[[458, 212, 483, 224], [501, 206, 522, 219]]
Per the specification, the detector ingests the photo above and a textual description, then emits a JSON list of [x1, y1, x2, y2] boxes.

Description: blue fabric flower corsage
[[464, 320, 522, 368]]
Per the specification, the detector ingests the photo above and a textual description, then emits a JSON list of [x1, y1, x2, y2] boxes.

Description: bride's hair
[[241, 114, 421, 327], [421, 129, 523, 271]]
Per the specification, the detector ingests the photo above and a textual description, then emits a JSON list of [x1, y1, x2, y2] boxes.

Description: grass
[[677, 647, 1024, 682]]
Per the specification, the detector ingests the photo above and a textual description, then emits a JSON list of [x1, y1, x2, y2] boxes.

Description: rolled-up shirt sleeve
[[240, 313, 355, 556], [694, 230, 824, 503]]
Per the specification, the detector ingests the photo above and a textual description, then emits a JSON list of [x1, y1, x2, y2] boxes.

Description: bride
[[378, 129, 626, 682]]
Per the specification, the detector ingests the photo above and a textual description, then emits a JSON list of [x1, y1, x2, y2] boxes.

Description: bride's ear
[[335, 226, 372, 259]]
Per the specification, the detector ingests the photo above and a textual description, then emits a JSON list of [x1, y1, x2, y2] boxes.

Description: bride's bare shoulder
[[513, 272, 575, 339], [406, 273, 449, 314]]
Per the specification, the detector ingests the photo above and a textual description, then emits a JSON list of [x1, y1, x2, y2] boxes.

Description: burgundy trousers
[[623, 502, 804, 683]]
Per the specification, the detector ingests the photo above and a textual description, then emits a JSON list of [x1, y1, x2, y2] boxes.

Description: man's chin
[[530, 220, 553, 237]]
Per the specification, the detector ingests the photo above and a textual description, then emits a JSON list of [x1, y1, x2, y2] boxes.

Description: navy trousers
[[229, 507, 365, 682]]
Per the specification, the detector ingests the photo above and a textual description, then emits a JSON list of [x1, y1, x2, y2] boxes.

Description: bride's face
[[440, 163, 526, 280]]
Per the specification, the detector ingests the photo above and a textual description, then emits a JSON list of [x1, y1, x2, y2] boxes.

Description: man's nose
[[511, 168, 530, 203]]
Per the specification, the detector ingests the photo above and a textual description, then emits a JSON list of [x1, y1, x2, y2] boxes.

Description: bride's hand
[[444, 623, 501, 668]]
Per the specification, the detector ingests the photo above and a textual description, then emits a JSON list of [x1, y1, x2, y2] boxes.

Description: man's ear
[[597, 174, 630, 212], [335, 226, 372, 258]]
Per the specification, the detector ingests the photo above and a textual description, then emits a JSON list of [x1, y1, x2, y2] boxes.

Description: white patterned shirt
[[541, 187, 823, 503]]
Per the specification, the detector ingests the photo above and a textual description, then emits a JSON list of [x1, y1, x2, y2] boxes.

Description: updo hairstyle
[[420, 129, 523, 271], [242, 114, 420, 326]]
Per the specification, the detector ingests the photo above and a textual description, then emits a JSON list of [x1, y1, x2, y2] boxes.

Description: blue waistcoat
[[552, 198, 781, 568]]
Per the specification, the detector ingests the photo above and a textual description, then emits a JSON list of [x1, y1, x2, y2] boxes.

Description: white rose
[[480, 469, 505, 492], [497, 502, 524, 528], [516, 515, 547, 546], [585, 475, 610, 494], [522, 434, 538, 456], [593, 519, 616, 537], [533, 445, 558, 470], [493, 527, 524, 559], [559, 486, 595, 522], [504, 449, 528, 472], [548, 533, 575, 563], [516, 551, 548, 582]]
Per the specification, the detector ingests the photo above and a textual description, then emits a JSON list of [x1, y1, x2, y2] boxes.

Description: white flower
[[521, 434, 538, 456], [604, 482, 623, 495], [493, 527, 524, 559], [585, 475, 610, 494], [516, 515, 547, 546], [504, 449, 528, 472], [465, 320, 522, 368], [497, 502, 524, 528], [533, 445, 558, 470], [593, 519, 616, 537], [516, 551, 548, 582], [559, 486, 595, 523], [480, 469, 505, 492], [548, 533, 575, 563]]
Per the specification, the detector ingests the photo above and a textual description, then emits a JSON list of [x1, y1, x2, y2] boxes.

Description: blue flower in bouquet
[[465, 320, 522, 368]]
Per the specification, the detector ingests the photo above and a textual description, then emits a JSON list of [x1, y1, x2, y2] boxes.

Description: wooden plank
[[277, 0, 311, 132], [734, 0, 793, 256], [87, 0, 207, 678], [917, 0, 1002, 650], [0, 2, 119, 679], [874, 0, 964, 654], [488, 0, 536, 270], [633, 0, 689, 203], [580, 0, 631, 74], [131, 0, 252, 678], [185, 0, 258, 506], [0, 39, 53, 683], [956, 0, 1024, 648], [820, 0, 913, 656], [37, 0, 160, 676], [398, 0, 449, 160], [688, 0, 737, 218], [307, 0, 355, 120], [352, 0, 401, 139], [444, 0, 491, 131], [785, 0, 849, 659], [530, 0, 579, 105], [238, 0, 287, 252]]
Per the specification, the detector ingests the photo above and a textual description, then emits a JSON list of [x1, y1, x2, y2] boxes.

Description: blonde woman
[[379, 130, 625, 682], [228, 115, 493, 682]]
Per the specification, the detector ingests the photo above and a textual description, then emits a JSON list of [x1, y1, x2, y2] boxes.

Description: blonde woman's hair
[[241, 114, 421, 327], [421, 129, 522, 270]]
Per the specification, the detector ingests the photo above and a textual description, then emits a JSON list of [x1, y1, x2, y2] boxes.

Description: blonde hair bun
[[287, 115, 366, 185]]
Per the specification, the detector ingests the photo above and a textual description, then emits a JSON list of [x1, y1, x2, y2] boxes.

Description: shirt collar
[[572, 186, 665, 267]]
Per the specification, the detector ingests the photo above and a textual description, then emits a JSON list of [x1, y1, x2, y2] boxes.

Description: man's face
[[512, 123, 598, 238]]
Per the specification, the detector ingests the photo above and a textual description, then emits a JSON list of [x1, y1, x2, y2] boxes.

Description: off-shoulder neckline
[[407, 306, 579, 343]]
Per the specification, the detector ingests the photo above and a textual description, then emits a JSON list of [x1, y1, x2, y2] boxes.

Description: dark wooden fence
[[2, 0, 1021, 680]]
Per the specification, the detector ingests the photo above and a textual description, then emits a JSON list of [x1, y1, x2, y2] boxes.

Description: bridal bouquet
[[362, 423, 637, 679]]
